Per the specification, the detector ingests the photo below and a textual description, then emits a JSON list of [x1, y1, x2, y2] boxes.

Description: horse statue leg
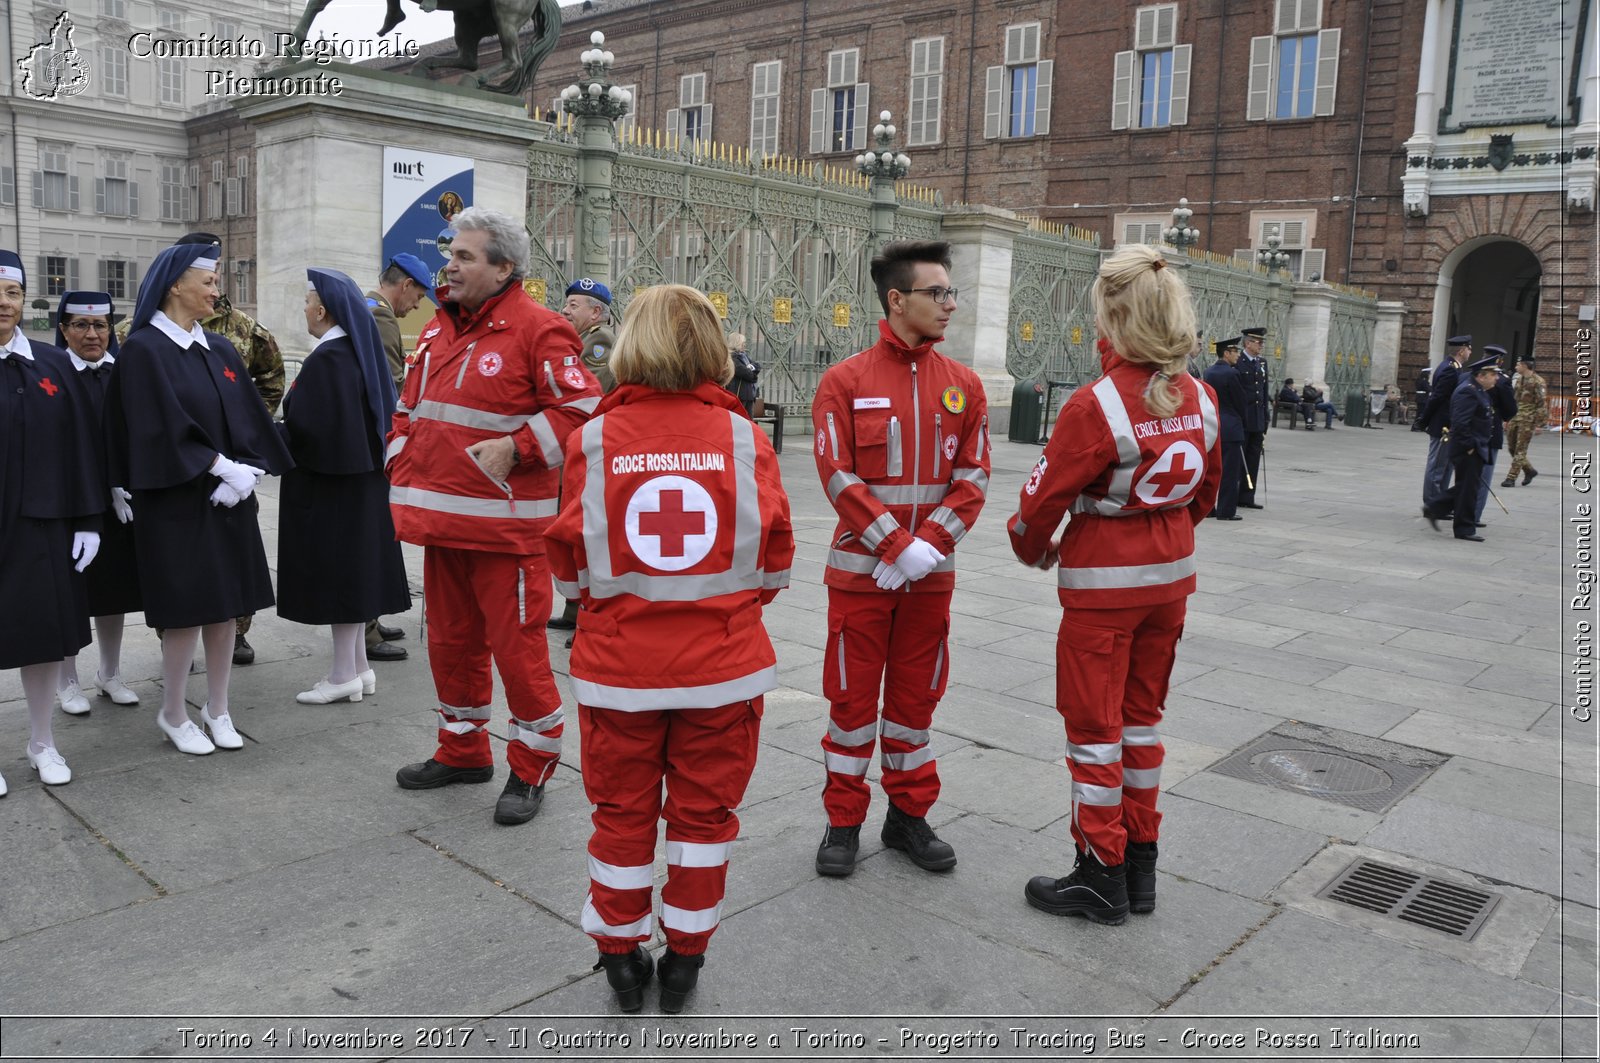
[[464, 2, 527, 92], [285, 0, 335, 58], [411, 18, 482, 79]]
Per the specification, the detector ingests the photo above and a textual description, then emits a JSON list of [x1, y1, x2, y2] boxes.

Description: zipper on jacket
[[466, 444, 517, 513], [886, 416, 903, 477], [932, 412, 942, 479], [517, 567, 527, 625], [454, 341, 479, 388], [825, 411, 840, 460], [910, 361, 922, 530], [835, 630, 848, 690], [930, 636, 945, 690]]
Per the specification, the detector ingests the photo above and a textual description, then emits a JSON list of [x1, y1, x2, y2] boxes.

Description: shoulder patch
[[941, 386, 967, 414]]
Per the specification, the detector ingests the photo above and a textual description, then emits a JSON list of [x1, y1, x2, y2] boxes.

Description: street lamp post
[[1163, 197, 1201, 251], [855, 110, 911, 252], [1257, 234, 1291, 272], [559, 32, 633, 285]]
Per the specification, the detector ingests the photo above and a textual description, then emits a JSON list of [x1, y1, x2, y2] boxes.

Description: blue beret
[[389, 253, 438, 303], [566, 278, 611, 305]]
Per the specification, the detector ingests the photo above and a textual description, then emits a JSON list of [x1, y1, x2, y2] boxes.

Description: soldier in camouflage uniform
[[1502, 354, 1548, 487]]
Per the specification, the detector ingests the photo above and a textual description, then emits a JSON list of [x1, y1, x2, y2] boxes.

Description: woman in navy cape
[[54, 289, 144, 716], [277, 269, 410, 705], [107, 239, 291, 756], [0, 251, 107, 791]]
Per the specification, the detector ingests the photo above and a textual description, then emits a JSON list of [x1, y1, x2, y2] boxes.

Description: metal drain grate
[[1317, 859, 1502, 941], [1208, 723, 1446, 812]]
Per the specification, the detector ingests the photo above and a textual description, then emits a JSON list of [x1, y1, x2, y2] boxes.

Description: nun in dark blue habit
[[0, 252, 107, 791], [54, 290, 144, 716], [278, 269, 410, 705], [107, 238, 292, 757]]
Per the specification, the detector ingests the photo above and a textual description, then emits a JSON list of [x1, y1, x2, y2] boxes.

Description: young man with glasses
[[809, 240, 990, 878]]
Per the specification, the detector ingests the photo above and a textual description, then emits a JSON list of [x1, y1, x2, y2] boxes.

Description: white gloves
[[210, 456, 265, 498], [110, 487, 133, 524], [71, 531, 101, 572], [209, 482, 243, 508], [892, 537, 946, 582], [872, 560, 910, 591]]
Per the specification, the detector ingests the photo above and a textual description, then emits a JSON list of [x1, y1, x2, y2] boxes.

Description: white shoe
[[57, 680, 91, 716], [360, 669, 376, 696], [201, 706, 244, 750], [296, 676, 364, 705], [0, 769, 7, 797], [27, 745, 72, 785], [157, 714, 215, 755], [96, 671, 140, 705]]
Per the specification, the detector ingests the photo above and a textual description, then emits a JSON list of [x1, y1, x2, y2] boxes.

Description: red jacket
[[545, 382, 795, 711], [1009, 341, 1222, 607], [812, 320, 991, 593], [386, 281, 600, 554]]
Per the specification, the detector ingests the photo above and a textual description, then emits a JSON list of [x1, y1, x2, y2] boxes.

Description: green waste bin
[[1009, 380, 1046, 443], [1343, 389, 1367, 428]]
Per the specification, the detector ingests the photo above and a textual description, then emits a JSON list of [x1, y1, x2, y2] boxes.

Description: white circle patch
[[624, 475, 718, 572], [564, 367, 585, 389], [816, 429, 827, 456], [477, 351, 503, 377], [943, 434, 959, 461], [1133, 440, 1204, 506]]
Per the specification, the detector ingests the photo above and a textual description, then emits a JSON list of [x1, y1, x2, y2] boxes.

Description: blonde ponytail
[[1091, 244, 1198, 418]]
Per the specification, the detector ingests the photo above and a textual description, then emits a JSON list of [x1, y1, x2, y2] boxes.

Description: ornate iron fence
[[1006, 220, 1102, 388], [1324, 283, 1379, 402], [1179, 250, 1294, 388]]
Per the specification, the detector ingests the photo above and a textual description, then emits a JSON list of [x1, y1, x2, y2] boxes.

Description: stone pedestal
[[1285, 284, 1335, 388], [1372, 300, 1408, 389], [939, 205, 1029, 421], [233, 62, 544, 354]]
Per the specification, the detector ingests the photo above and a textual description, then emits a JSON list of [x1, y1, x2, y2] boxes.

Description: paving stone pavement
[[1, 419, 1595, 1061]]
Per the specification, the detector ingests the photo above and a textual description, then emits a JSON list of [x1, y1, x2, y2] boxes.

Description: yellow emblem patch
[[941, 386, 967, 414]]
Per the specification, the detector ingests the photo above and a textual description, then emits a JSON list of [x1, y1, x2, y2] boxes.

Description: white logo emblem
[[564, 366, 585, 389], [625, 475, 717, 572], [17, 13, 89, 101], [477, 351, 503, 377], [943, 434, 958, 461], [817, 429, 827, 456], [579, 278, 596, 291], [1024, 456, 1048, 496], [1134, 441, 1204, 505]]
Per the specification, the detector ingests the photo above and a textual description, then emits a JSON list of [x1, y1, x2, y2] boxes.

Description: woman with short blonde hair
[[607, 285, 732, 392]]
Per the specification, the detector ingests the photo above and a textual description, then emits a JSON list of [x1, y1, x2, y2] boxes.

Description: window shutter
[[129, 180, 139, 217], [1156, 4, 1176, 47], [842, 49, 859, 85], [701, 102, 713, 141], [32, 171, 42, 208], [810, 88, 828, 152], [1299, 0, 1322, 32], [1135, 7, 1157, 49], [1034, 60, 1052, 135], [1259, 219, 1281, 244], [187, 165, 198, 187], [1300, 248, 1326, 281], [1004, 25, 1024, 64], [98, 260, 108, 288], [68, 176, 79, 212], [665, 108, 682, 142], [984, 66, 1004, 138], [225, 177, 240, 216], [237, 156, 249, 178], [1169, 44, 1192, 125], [1280, 220, 1305, 247], [129, 259, 138, 283], [1137, 5, 1177, 49], [827, 51, 843, 86], [1246, 36, 1274, 121], [212, 160, 223, 182], [0, 167, 12, 206], [1111, 51, 1135, 130], [1274, 0, 1298, 33], [68, 258, 79, 289], [851, 83, 870, 150], [1313, 28, 1340, 116]]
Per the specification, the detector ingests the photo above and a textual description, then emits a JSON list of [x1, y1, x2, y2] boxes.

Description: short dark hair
[[379, 264, 410, 287], [871, 240, 952, 316]]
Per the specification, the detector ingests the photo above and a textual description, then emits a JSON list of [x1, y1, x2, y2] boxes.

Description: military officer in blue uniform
[[1235, 327, 1270, 508], [1470, 344, 1518, 528], [1426, 356, 1501, 542], [1202, 337, 1246, 521], [1418, 334, 1471, 516]]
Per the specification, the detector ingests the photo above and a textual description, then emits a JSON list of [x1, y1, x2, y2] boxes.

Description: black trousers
[[1240, 431, 1264, 504], [1214, 442, 1244, 518], [1452, 452, 1484, 538]]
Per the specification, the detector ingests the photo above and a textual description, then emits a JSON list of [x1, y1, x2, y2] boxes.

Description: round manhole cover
[[1248, 749, 1394, 796]]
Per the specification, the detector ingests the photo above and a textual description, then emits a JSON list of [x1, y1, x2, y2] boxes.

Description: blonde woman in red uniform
[[1008, 243, 1221, 925], [546, 285, 794, 1014]]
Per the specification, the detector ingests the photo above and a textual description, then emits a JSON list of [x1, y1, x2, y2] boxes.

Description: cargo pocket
[[823, 615, 849, 701], [853, 411, 890, 479], [929, 616, 951, 700], [1056, 621, 1125, 735]]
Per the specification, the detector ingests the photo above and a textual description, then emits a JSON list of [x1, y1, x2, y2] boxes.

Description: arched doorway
[[1428, 237, 1542, 365]]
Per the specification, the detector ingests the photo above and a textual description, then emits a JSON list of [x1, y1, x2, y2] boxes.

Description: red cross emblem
[[1134, 441, 1204, 506], [223, 367, 237, 382], [638, 490, 705, 557], [1146, 451, 1195, 498], [624, 475, 718, 572], [38, 377, 58, 396]]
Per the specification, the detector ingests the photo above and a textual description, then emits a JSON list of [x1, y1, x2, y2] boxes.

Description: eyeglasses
[[897, 286, 959, 306], [65, 321, 111, 332]]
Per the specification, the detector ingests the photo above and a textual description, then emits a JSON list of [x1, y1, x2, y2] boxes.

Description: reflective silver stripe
[[975, 414, 989, 462], [931, 413, 941, 479], [930, 638, 944, 690], [881, 720, 929, 746], [825, 410, 840, 460], [1195, 378, 1219, 450], [552, 577, 581, 599], [507, 718, 562, 753], [390, 485, 558, 520], [1124, 767, 1162, 789], [527, 410, 564, 467], [581, 894, 652, 937], [570, 666, 776, 711], [927, 505, 968, 543], [521, 708, 564, 732], [860, 512, 899, 551], [826, 549, 878, 574], [1068, 741, 1122, 765], [882, 746, 936, 772], [835, 631, 848, 690], [566, 395, 601, 415], [666, 840, 730, 867], [588, 857, 653, 890], [1086, 376, 1140, 515], [414, 399, 533, 434], [385, 436, 406, 463], [1123, 726, 1161, 747], [1013, 518, 1029, 538], [661, 901, 722, 933], [828, 469, 864, 502], [517, 568, 526, 624], [868, 483, 947, 505], [952, 466, 989, 492], [824, 751, 871, 775], [886, 417, 903, 477], [1058, 554, 1197, 590], [435, 710, 488, 735], [544, 360, 563, 398], [1072, 781, 1122, 806], [440, 702, 491, 719], [828, 721, 877, 746], [394, 401, 413, 416], [762, 568, 790, 589]]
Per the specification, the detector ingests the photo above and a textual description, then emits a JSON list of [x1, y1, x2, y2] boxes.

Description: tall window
[[96, 155, 135, 217], [985, 23, 1052, 139], [99, 259, 133, 300], [810, 49, 869, 153], [36, 145, 75, 212], [667, 73, 710, 144], [41, 255, 74, 297], [1248, 0, 1340, 120], [907, 38, 944, 146], [102, 0, 127, 17], [750, 61, 781, 156], [160, 161, 184, 220], [1112, 5, 1192, 130], [1234, 214, 1326, 282], [615, 83, 637, 141], [101, 47, 128, 98], [232, 259, 251, 305], [1113, 213, 1170, 246], [159, 56, 184, 105]]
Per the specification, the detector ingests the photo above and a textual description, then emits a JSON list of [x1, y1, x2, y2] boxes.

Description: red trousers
[[580, 699, 762, 956], [1055, 598, 1185, 867], [423, 546, 563, 786], [820, 586, 952, 825]]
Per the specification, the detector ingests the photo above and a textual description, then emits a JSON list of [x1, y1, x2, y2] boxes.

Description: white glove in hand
[[110, 487, 133, 524], [891, 537, 946, 582], [872, 559, 910, 591], [71, 531, 101, 572], [209, 482, 243, 508], [211, 456, 265, 498]]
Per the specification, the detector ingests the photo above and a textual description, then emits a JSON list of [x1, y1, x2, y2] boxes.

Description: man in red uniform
[[387, 206, 601, 825], [811, 240, 990, 877]]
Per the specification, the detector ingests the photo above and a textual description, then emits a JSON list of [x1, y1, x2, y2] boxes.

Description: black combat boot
[[1126, 841, 1158, 914], [594, 946, 655, 1013], [881, 802, 957, 871], [395, 758, 493, 789], [1025, 851, 1130, 925], [815, 823, 860, 877], [492, 771, 544, 825], [1523, 468, 1538, 485], [657, 948, 705, 1014]]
